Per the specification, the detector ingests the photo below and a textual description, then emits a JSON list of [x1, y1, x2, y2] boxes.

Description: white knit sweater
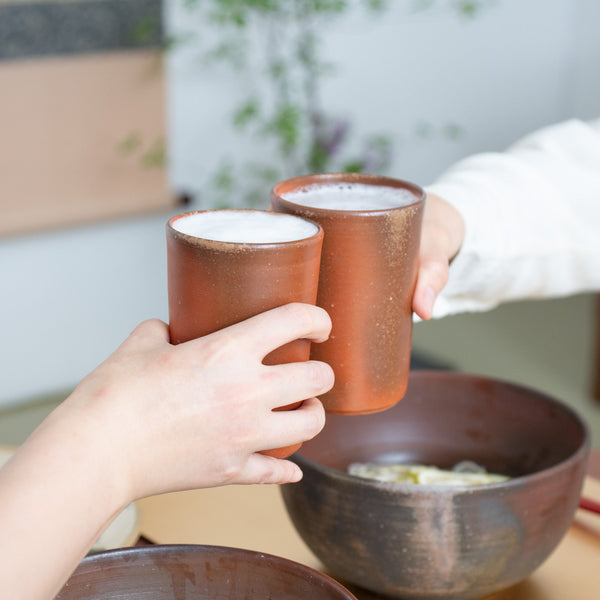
[[426, 118, 600, 318]]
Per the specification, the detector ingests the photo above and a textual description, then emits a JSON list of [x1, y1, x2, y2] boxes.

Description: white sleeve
[[426, 118, 600, 318]]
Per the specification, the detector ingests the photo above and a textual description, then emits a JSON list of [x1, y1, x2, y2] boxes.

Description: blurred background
[[1, 0, 599, 446]]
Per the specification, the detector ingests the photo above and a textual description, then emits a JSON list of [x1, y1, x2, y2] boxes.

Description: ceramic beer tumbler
[[271, 173, 425, 415], [166, 209, 324, 458]]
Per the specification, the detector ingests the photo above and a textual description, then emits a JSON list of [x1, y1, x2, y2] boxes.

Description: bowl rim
[[292, 371, 591, 494], [66, 544, 358, 599]]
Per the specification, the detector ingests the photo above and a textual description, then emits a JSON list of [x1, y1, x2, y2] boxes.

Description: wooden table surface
[[587, 448, 600, 478], [138, 449, 600, 600]]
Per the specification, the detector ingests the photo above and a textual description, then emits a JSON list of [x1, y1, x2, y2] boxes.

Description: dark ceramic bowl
[[281, 371, 590, 600], [55, 544, 357, 599]]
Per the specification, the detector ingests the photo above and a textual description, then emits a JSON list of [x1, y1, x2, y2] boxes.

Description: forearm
[[0, 397, 128, 600], [0, 310, 333, 598], [427, 118, 600, 317]]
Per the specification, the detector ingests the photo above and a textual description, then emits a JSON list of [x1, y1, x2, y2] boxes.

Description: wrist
[[38, 390, 134, 514], [0, 393, 133, 598]]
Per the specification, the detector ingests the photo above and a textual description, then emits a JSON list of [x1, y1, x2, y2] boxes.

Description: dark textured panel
[[0, 0, 163, 60]]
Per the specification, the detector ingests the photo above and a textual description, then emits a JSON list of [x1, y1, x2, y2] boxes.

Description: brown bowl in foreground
[[281, 370, 590, 600], [55, 544, 357, 599]]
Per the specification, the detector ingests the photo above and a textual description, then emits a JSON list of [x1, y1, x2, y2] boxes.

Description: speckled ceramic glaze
[[280, 371, 590, 600], [55, 545, 357, 600], [166, 209, 323, 458], [271, 174, 425, 415]]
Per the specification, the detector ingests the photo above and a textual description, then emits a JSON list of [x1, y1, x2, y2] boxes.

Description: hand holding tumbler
[[166, 209, 324, 458]]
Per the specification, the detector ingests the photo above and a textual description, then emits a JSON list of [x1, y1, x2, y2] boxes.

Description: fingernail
[[424, 286, 436, 316], [292, 465, 303, 482]]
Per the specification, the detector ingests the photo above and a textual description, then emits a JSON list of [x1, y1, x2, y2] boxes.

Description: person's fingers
[[189, 303, 332, 360], [255, 396, 326, 453], [413, 254, 450, 320], [413, 193, 465, 320], [234, 454, 304, 485], [122, 319, 170, 348], [259, 360, 334, 410], [250, 303, 333, 348]]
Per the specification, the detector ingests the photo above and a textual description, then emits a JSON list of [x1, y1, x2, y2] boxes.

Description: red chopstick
[[579, 496, 600, 515]]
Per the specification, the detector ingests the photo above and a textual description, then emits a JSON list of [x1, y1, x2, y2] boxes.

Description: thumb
[[413, 254, 450, 320], [413, 193, 465, 320]]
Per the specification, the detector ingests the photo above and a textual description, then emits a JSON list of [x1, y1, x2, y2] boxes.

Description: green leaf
[[162, 32, 196, 53], [342, 160, 364, 173], [264, 104, 302, 154], [207, 1, 247, 27], [412, 0, 435, 12], [185, 0, 410, 196], [415, 120, 433, 139], [442, 122, 464, 140], [243, 186, 270, 208], [308, 143, 331, 173], [305, 0, 347, 16], [268, 59, 287, 81], [361, 0, 388, 12], [141, 139, 166, 167], [296, 30, 319, 70], [454, 0, 492, 19], [116, 132, 142, 156], [233, 99, 261, 129], [457, 1, 478, 18], [212, 160, 236, 193], [130, 15, 161, 45], [245, 162, 281, 183], [203, 38, 247, 69], [183, 0, 201, 10]]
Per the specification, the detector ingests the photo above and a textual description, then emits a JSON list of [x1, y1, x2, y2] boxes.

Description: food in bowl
[[348, 460, 509, 486]]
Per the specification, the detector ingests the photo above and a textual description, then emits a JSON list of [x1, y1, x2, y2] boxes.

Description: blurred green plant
[[117, 132, 166, 168], [178, 0, 495, 206], [183, 0, 394, 206], [123, 0, 495, 205]]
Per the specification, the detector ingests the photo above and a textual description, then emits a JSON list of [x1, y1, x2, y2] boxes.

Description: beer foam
[[172, 210, 319, 243], [281, 182, 418, 210]]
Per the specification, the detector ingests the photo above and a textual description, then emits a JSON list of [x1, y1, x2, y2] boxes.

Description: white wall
[[1, 0, 599, 407], [0, 213, 174, 407], [166, 0, 600, 196]]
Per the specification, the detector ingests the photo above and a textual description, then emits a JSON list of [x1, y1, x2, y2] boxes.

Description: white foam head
[[281, 182, 417, 211], [172, 210, 319, 243]]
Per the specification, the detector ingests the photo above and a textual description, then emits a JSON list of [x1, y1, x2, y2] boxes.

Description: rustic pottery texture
[[166, 209, 323, 458], [271, 173, 425, 414], [55, 545, 357, 600], [280, 370, 590, 600]]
